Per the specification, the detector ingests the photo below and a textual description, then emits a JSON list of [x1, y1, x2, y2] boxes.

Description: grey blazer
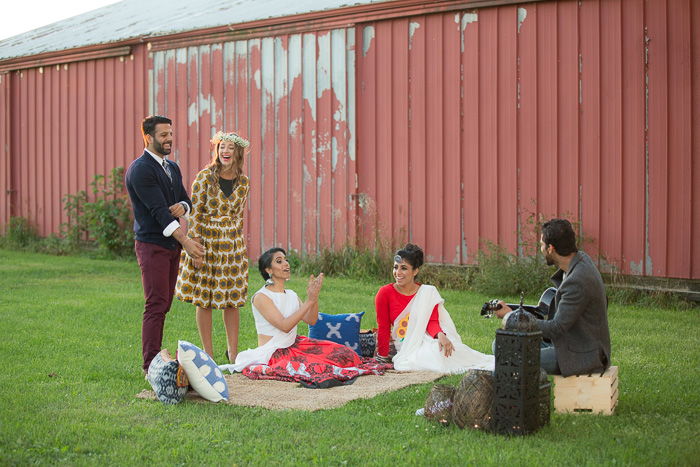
[[536, 251, 611, 377]]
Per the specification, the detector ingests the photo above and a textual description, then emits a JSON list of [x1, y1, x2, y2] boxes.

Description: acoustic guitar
[[480, 287, 557, 321]]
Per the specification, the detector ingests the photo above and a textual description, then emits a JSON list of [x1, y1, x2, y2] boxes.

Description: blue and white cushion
[[308, 311, 365, 355], [147, 349, 188, 405], [177, 340, 228, 402]]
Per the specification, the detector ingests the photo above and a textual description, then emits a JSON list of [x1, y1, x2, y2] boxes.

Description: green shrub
[[1, 217, 40, 248], [83, 167, 133, 256], [419, 264, 474, 290], [295, 246, 393, 283], [61, 190, 89, 249], [58, 167, 133, 257], [471, 242, 553, 298]]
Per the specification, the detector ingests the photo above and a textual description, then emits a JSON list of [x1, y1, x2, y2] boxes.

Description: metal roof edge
[[0, 0, 539, 72]]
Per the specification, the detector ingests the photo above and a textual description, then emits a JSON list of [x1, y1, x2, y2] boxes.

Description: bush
[[471, 242, 553, 298], [419, 264, 474, 290], [59, 167, 133, 257], [294, 246, 393, 283], [1, 217, 40, 248], [84, 167, 133, 256]]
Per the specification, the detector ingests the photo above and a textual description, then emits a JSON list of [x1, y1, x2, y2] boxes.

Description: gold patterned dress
[[175, 167, 249, 309]]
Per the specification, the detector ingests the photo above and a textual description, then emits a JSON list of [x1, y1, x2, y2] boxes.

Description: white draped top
[[219, 285, 301, 373]]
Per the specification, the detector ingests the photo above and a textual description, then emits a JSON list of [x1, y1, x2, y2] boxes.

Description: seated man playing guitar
[[491, 219, 611, 376]]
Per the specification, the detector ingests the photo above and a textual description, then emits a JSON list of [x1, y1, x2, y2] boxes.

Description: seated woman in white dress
[[375, 243, 494, 373], [219, 248, 390, 388]]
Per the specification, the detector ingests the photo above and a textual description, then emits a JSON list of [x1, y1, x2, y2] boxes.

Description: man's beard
[[154, 140, 171, 156], [545, 253, 555, 266]]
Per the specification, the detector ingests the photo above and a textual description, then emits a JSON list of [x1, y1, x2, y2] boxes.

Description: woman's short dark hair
[[394, 243, 424, 270], [258, 247, 287, 280], [541, 218, 578, 256]]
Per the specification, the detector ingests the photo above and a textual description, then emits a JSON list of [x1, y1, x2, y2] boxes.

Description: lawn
[[0, 250, 698, 465]]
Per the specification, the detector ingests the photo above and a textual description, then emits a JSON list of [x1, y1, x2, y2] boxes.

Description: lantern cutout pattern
[[492, 296, 550, 435]]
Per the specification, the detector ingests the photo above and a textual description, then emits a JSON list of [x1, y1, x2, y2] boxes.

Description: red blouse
[[374, 283, 443, 357]]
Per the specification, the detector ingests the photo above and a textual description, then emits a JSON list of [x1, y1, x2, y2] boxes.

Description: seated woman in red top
[[375, 243, 494, 373]]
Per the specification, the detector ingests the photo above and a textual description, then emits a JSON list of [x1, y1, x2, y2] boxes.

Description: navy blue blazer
[[125, 151, 192, 250]]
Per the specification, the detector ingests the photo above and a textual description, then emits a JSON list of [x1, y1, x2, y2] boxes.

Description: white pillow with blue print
[[177, 340, 228, 402], [308, 311, 365, 355]]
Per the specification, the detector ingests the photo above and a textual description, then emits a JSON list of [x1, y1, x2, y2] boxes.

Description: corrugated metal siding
[[356, 0, 699, 278], [4, 48, 148, 236], [149, 28, 356, 259], [0, 74, 9, 229], [1, 0, 697, 281]]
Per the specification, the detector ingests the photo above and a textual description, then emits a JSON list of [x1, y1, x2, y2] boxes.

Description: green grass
[[1, 250, 698, 465]]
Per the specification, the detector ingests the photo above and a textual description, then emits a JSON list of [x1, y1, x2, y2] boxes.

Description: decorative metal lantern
[[492, 298, 549, 435]]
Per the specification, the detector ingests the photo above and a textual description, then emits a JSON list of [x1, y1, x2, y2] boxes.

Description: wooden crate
[[552, 366, 618, 415]]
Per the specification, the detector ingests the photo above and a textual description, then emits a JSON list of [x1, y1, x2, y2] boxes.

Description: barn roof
[[0, 0, 394, 61]]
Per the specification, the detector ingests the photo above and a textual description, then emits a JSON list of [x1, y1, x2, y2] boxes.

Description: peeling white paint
[[188, 101, 198, 126], [290, 119, 301, 136], [303, 33, 317, 117], [454, 13, 460, 24], [188, 92, 212, 126], [461, 13, 478, 53], [317, 33, 331, 99], [261, 37, 275, 136], [288, 34, 302, 82], [347, 28, 356, 162], [253, 69, 261, 90], [409, 21, 421, 50], [176, 48, 187, 64], [331, 136, 338, 171], [362, 25, 375, 57], [517, 7, 527, 34]]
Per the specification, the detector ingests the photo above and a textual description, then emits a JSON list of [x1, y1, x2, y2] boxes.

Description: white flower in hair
[[212, 131, 250, 148]]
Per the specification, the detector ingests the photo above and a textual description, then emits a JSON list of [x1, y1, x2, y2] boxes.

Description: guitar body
[[504, 287, 557, 321]]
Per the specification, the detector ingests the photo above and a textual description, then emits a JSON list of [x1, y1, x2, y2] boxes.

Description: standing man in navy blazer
[[126, 115, 205, 374]]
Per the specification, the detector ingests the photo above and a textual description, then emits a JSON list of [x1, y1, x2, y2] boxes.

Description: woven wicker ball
[[424, 384, 456, 426], [451, 369, 495, 430]]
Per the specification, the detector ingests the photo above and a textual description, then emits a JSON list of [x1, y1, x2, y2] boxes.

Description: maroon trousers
[[135, 240, 181, 371]]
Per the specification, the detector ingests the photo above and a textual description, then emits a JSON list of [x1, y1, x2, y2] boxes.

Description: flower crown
[[211, 131, 250, 148]]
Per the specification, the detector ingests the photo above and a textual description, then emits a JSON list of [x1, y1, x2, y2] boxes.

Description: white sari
[[392, 285, 494, 373]]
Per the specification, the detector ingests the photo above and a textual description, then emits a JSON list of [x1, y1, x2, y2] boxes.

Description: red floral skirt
[[242, 336, 393, 388]]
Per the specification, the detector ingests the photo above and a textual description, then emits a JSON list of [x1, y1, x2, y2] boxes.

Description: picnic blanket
[[136, 370, 443, 411]]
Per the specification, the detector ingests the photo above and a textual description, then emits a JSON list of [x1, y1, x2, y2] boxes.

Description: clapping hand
[[306, 273, 324, 302]]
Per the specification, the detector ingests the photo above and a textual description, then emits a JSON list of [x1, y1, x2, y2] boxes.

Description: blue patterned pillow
[[177, 340, 229, 402], [308, 312, 365, 355], [147, 349, 188, 404]]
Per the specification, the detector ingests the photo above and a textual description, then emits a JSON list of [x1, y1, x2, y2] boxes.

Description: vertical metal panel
[[665, 0, 693, 279], [0, 74, 9, 230], [516, 4, 540, 256], [692, 0, 700, 279], [355, 0, 699, 279], [150, 27, 357, 258], [621, 0, 646, 275], [3, 48, 148, 237]]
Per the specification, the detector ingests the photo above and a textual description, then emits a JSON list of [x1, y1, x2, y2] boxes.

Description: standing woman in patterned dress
[[175, 131, 250, 363]]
